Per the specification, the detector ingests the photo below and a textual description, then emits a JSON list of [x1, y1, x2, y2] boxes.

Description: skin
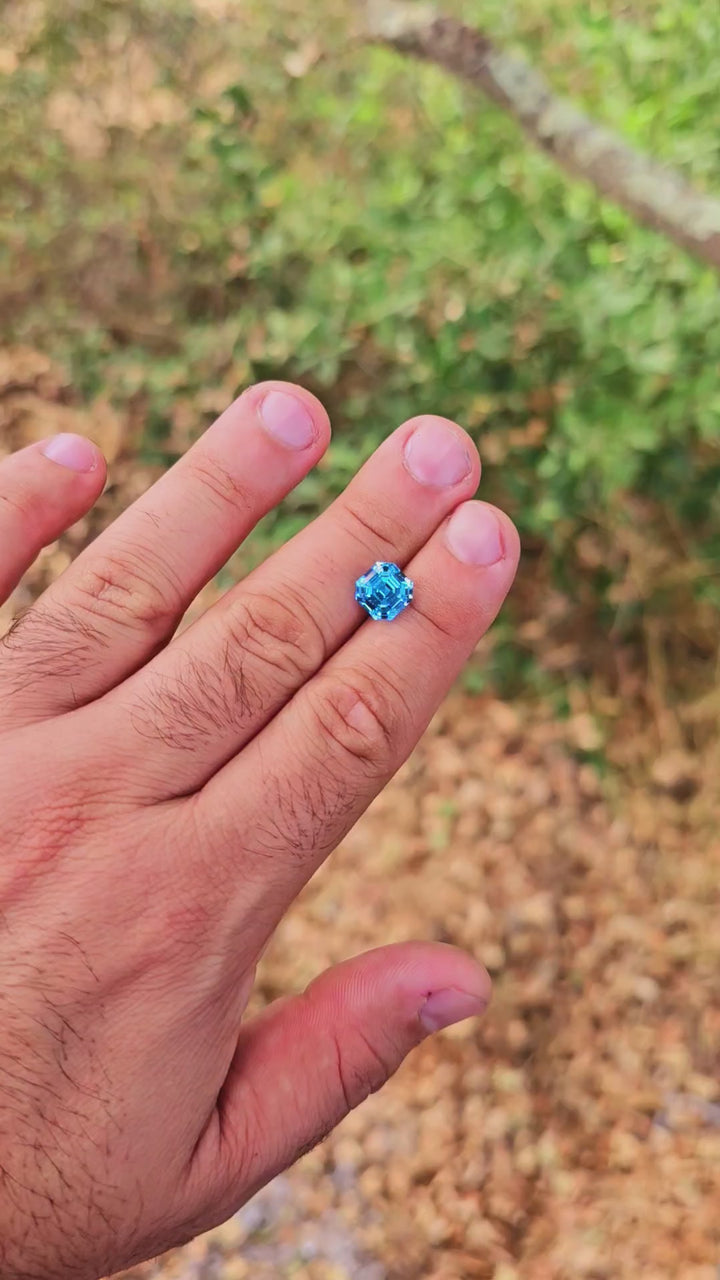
[[0, 382, 519, 1279]]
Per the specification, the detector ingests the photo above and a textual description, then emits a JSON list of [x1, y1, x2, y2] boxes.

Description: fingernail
[[41, 433, 99, 473], [403, 418, 471, 487], [420, 988, 488, 1033], [259, 390, 316, 450], [446, 502, 504, 566]]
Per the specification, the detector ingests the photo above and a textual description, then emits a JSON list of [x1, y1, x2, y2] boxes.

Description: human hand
[[0, 384, 519, 1279]]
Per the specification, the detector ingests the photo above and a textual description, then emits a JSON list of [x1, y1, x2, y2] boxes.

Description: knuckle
[[131, 656, 246, 750], [0, 485, 44, 530], [251, 761, 353, 865], [332, 1025, 395, 1111], [0, 604, 109, 712], [307, 664, 406, 773], [1, 779, 95, 891], [340, 493, 411, 561], [224, 586, 327, 687], [72, 547, 182, 633], [1, 602, 98, 675], [185, 453, 251, 514], [154, 891, 215, 949], [128, 581, 328, 756], [215, 1074, 267, 1190]]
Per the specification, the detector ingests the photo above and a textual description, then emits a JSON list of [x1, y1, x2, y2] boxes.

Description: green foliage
[[2, 0, 720, 658]]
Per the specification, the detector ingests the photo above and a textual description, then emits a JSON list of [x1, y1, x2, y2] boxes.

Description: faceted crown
[[354, 561, 414, 621]]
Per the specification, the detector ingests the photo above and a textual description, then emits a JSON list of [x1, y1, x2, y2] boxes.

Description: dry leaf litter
[[1, 351, 719, 1279]]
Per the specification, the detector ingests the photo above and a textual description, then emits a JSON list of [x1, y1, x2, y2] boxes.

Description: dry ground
[[2, 353, 719, 1279], [113, 692, 720, 1280]]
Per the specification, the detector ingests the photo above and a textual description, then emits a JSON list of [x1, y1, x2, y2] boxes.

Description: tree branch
[[360, 1, 720, 273]]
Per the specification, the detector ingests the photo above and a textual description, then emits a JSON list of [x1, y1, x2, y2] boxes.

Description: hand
[[0, 384, 519, 1279]]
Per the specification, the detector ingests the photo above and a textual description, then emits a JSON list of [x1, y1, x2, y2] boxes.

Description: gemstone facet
[[354, 561, 414, 621]]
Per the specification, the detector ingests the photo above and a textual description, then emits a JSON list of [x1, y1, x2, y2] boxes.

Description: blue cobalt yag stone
[[355, 561, 414, 621]]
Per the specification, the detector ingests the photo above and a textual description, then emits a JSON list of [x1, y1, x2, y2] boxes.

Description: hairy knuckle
[[252, 761, 354, 864], [131, 656, 249, 750], [72, 548, 181, 633], [0, 604, 105, 691]]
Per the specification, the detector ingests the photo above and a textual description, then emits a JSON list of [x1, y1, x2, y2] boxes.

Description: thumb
[[196, 942, 490, 1215]]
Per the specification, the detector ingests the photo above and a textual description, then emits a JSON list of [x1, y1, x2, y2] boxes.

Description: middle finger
[[103, 414, 480, 797]]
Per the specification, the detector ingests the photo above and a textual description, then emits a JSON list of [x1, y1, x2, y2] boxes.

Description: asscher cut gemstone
[[355, 561, 414, 621]]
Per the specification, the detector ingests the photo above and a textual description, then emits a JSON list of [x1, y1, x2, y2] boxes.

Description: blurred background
[[1, 1, 719, 1276]]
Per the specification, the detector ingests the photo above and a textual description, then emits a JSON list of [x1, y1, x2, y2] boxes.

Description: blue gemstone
[[355, 561, 414, 621]]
